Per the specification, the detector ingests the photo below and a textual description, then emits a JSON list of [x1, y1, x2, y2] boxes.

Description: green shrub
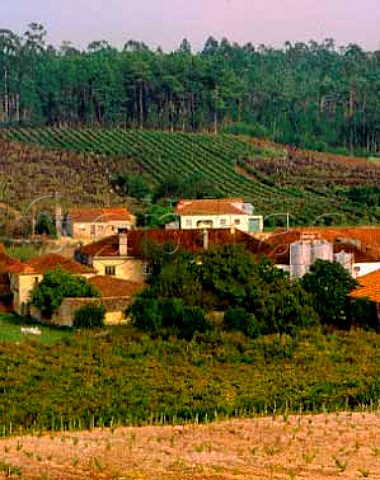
[[224, 307, 247, 332], [350, 298, 379, 332], [180, 306, 212, 340], [301, 260, 358, 327], [128, 297, 163, 333], [160, 298, 185, 329], [73, 303, 106, 329], [224, 307, 261, 339], [31, 268, 100, 318]]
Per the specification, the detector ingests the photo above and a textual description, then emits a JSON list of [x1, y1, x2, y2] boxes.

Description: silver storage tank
[[290, 241, 311, 278]]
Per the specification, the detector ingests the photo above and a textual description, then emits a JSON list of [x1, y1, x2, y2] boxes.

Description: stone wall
[[55, 296, 134, 326]]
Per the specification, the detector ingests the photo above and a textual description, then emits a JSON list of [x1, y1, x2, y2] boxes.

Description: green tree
[[301, 259, 358, 327], [35, 212, 57, 237], [255, 280, 319, 334], [31, 268, 100, 318], [112, 173, 151, 201], [199, 244, 257, 309]]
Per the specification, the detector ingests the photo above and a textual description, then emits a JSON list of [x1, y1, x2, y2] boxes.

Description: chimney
[[119, 233, 128, 256], [202, 229, 209, 250]]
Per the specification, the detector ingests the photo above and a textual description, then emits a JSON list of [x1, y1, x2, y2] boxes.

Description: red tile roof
[[0, 251, 23, 272], [77, 228, 274, 260], [175, 198, 246, 216], [350, 269, 380, 303], [8, 253, 95, 275], [88, 276, 144, 297], [68, 207, 132, 223]]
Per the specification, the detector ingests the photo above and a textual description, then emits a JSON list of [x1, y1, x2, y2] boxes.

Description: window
[[90, 225, 96, 236], [142, 263, 152, 276], [105, 265, 116, 276], [34, 277, 39, 285], [185, 219, 192, 227], [220, 219, 226, 226], [234, 219, 241, 225]]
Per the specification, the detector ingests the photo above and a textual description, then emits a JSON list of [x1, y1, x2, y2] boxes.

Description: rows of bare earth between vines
[[0, 412, 379, 479]]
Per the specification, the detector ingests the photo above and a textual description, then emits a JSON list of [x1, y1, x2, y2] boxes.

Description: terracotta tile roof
[[8, 253, 95, 275], [349, 269, 380, 303], [175, 198, 247, 216], [68, 207, 132, 223], [0, 251, 23, 272], [77, 228, 274, 260], [88, 276, 144, 297]]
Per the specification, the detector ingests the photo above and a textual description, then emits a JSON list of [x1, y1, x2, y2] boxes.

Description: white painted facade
[[179, 214, 263, 233], [352, 262, 380, 278]]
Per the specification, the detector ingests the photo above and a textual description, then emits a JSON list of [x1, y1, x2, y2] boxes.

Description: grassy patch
[[0, 313, 72, 344]]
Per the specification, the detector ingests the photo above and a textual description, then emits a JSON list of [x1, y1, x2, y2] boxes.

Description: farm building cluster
[[1, 199, 380, 325]]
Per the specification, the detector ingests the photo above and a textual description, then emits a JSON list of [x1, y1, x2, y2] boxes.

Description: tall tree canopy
[[1, 25, 380, 153]]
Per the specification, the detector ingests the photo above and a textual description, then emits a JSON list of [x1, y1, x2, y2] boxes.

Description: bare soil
[[0, 412, 379, 479]]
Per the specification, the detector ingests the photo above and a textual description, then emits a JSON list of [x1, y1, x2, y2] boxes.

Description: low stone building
[[31, 276, 144, 326], [62, 207, 135, 242]]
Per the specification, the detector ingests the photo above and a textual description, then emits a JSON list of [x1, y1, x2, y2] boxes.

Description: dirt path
[[0, 412, 379, 479]]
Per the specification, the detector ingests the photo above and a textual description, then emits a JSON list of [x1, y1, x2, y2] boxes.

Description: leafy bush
[[301, 260, 358, 327], [224, 307, 261, 339], [350, 298, 379, 332], [255, 281, 319, 335], [30, 268, 100, 318], [128, 295, 212, 340], [160, 298, 185, 329], [128, 297, 163, 333], [73, 303, 106, 329], [180, 306, 212, 340]]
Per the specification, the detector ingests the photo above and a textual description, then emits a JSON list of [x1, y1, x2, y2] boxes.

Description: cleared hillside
[[1, 128, 379, 224]]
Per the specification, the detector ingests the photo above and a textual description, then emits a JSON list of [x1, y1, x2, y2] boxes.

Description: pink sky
[[1, 0, 379, 51]]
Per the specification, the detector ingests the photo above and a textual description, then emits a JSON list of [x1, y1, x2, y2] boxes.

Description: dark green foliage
[[221, 122, 268, 138], [255, 280, 320, 335], [136, 204, 175, 228], [160, 297, 186, 328], [1, 25, 379, 154], [301, 260, 358, 327], [35, 212, 57, 237], [153, 172, 222, 203], [30, 268, 100, 318], [199, 244, 257, 309], [128, 297, 163, 333], [180, 306, 212, 340], [128, 296, 211, 339], [111, 174, 151, 201], [350, 298, 379, 332], [341, 186, 380, 207], [149, 255, 203, 306], [73, 303, 106, 329], [134, 244, 319, 337], [224, 307, 261, 339]]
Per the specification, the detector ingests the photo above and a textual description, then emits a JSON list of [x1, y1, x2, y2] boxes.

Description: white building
[[174, 198, 263, 233]]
